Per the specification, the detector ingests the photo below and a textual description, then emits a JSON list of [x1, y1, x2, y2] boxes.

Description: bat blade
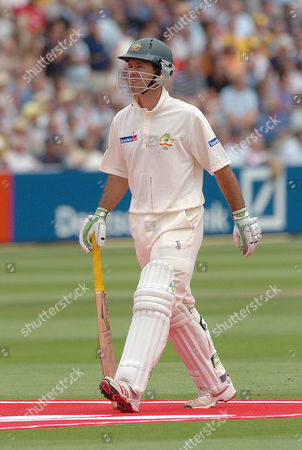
[[95, 290, 116, 378], [91, 235, 117, 407]]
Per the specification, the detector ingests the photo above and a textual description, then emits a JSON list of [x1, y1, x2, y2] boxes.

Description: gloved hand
[[232, 208, 262, 258], [79, 207, 110, 254]]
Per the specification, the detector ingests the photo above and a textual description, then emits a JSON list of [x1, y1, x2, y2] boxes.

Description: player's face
[[127, 59, 156, 94]]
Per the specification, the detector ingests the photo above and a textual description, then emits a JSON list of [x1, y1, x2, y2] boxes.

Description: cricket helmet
[[118, 38, 174, 94]]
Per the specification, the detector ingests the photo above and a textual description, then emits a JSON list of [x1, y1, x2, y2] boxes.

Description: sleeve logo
[[208, 137, 220, 148], [120, 133, 138, 144]]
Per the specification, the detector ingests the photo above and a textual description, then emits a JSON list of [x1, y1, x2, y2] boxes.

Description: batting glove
[[79, 207, 110, 254], [232, 208, 262, 258]]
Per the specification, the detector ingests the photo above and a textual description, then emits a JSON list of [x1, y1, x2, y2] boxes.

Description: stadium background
[[0, 0, 302, 241], [0, 0, 302, 449]]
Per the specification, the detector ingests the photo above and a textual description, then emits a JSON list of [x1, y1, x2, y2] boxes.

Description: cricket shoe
[[184, 375, 236, 409], [99, 376, 139, 413]]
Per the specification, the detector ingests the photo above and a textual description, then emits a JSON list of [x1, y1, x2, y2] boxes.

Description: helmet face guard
[[118, 60, 173, 95]]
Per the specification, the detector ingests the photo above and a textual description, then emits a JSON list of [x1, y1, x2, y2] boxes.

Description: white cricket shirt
[[100, 88, 231, 214]]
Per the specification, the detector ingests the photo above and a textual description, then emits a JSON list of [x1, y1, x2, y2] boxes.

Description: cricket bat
[[91, 235, 117, 408]]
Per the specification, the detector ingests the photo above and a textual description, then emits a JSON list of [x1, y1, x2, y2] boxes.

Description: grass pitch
[[0, 235, 302, 449]]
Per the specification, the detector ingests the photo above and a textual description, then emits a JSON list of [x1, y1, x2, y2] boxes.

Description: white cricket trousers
[[126, 206, 227, 394], [129, 206, 204, 307]]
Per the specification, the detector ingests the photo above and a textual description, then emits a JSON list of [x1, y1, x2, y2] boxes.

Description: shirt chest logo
[[159, 133, 175, 150], [120, 133, 138, 144]]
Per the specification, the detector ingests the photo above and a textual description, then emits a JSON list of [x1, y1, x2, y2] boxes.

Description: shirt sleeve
[[99, 117, 128, 179], [189, 109, 231, 175]]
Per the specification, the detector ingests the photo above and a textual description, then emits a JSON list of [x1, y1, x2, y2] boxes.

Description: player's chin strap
[[141, 59, 174, 95]]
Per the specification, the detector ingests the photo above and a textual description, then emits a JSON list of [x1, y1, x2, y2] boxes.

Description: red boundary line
[[1, 399, 302, 431]]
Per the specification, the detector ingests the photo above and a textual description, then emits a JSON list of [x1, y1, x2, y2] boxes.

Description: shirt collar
[[132, 87, 169, 113]]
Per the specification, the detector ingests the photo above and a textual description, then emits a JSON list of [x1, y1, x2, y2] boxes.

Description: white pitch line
[[0, 413, 235, 423], [0, 415, 110, 423], [223, 413, 302, 419], [95, 414, 236, 421], [2, 412, 302, 429], [0, 422, 112, 431], [1, 411, 302, 431]]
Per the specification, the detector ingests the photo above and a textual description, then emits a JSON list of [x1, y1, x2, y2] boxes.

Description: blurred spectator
[[0, 133, 10, 171], [256, 96, 290, 146], [84, 13, 111, 95], [288, 61, 302, 94], [219, 0, 256, 38], [252, 12, 274, 56], [245, 40, 270, 88], [65, 126, 103, 171], [261, 1, 279, 29], [226, 133, 269, 168], [166, 2, 207, 62], [125, 0, 153, 36], [276, 129, 302, 166], [96, 7, 123, 56], [245, 136, 269, 166], [225, 130, 249, 167], [220, 73, 259, 133], [53, 88, 83, 138], [63, 33, 90, 90], [199, 88, 225, 131], [39, 136, 65, 167], [220, 45, 246, 79], [221, 16, 249, 54], [206, 55, 229, 92], [171, 55, 206, 104], [42, 17, 70, 79], [14, 0, 46, 35], [21, 101, 47, 157], [4, 118, 42, 173]]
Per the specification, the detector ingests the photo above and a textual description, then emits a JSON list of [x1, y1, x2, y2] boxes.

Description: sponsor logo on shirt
[[130, 42, 142, 51], [208, 136, 220, 148], [159, 133, 174, 150], [120, 133, 138, 144]]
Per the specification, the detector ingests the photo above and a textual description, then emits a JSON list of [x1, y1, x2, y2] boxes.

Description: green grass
[[0, 235, 302, 449]]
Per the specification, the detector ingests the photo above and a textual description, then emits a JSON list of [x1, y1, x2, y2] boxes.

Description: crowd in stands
[[0, 0, 301, 174]]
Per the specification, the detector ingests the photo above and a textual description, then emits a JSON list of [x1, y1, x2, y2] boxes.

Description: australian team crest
[[130, 42, 142, 51], [159, 133, 175, 150]]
